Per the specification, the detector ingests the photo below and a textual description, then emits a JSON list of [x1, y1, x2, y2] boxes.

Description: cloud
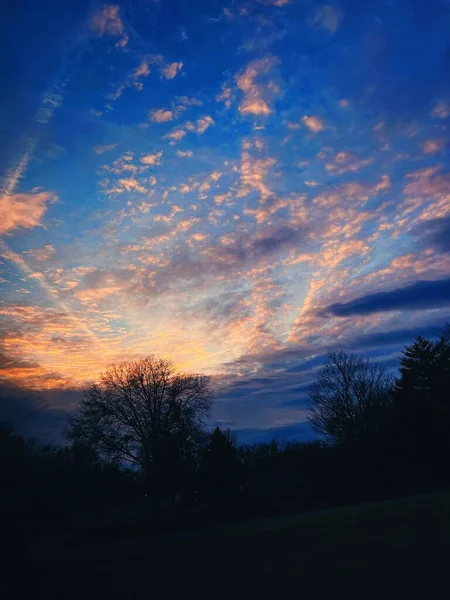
[[240, 98, 271, 117], [107, 177, 147, 194], [325, 152, 374, 175], [90, 4, 128, 46], [162, 61, 183, 80], [349, 324, 447, 350], [140, 151, 163, 165], [412, 216, 450, 253], [109, 59, 150, 99], [149, 108, 174, 122], [0, 191, 56, 235], [302, 115, 325, 132], [237, 140, 277, 202], [431, 102, 450, 119], [93, 143, 117, 154], [258, 0, 290, 6], [422, 139, 445, 155], [185, 116, 215, 134], [163, 129, 187, 144], [0, 382, 78, 443], [236, 56, 281, 118], [24, 244, 55, 261], [176, 150, 193, 157], [324, 278, 450, 317], [310, 5, 341, 33]]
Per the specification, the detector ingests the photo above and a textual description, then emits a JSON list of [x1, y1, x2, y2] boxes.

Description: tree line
[[2, 328, 449, 534]]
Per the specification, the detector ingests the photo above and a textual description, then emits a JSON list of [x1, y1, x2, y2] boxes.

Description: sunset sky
[[1, 0, 450, 442]]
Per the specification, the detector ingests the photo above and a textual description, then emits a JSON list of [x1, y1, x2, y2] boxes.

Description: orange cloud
[[302, 115, 325, 132], [163, 129, 186, 144], [0, 191, 56, 235], [140, 151, 163, 165]]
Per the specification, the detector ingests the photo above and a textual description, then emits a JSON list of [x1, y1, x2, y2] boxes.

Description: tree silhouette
[[201, 427, 241, 503], [308, 351, 393, 445], [393, 329, 450, 468], [67, 356, 214, 507]]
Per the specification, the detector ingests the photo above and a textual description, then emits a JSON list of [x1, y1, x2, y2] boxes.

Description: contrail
[[0, 7, 108, 356]]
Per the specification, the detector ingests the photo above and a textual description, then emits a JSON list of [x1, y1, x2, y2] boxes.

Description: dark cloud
[[0, 383, 81, 444], [324, 278, 450, 316], [412, 216, 450, 253]]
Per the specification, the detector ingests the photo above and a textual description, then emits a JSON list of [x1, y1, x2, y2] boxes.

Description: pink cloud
[[236, 56, 281, 119], [162, 61, 183, 80], [90, 5, 128, 46], [422, 139, 445, 155], [149, 109, 174, 123], [431, 102, 450, 119]]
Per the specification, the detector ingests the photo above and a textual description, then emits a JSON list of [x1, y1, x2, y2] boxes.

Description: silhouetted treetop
[[67, 356, 214, 492]]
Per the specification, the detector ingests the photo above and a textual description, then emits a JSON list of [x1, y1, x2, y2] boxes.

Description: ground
[[27, 491, 450, 599]]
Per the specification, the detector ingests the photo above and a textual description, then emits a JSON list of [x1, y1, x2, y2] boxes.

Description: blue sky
[[1, 0, 450, 442]]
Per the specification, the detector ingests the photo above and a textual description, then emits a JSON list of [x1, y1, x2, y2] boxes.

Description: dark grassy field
[[28, 491, 450, 599]]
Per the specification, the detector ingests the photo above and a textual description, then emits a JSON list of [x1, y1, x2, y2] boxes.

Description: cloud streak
[[324, 279, 450, 316]]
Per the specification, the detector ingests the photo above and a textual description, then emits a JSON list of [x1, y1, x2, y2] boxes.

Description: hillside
[[31, 491, 450, 599]]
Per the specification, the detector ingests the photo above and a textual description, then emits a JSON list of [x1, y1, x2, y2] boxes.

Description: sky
[[1, 0, 450, 443]]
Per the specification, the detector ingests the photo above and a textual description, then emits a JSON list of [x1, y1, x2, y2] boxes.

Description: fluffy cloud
[[162, 61, 183, 80], [140, 151, 163, 165], [422, 139, 445, 155], [236, 56, 281, 118], [163, 129, 187, 144], [302, 115, 325, 132], [185, 116, 215, 134], [90, 4, 128, 46], [149, 108, 174, 123], [0, 191, 56, 235]]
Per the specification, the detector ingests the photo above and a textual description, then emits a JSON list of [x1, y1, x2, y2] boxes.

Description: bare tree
[[308, 351, 393, 444], [67, 356, 214, 502]]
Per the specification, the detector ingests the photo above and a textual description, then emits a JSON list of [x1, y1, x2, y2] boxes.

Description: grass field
[[30, 491, 450, 599]]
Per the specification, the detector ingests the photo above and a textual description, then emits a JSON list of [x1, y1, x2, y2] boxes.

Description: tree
[[308, 351, 393, 445], [393, 329, 450, 464], [201, 427, 241, 503], [67, 356, 214, 505]]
